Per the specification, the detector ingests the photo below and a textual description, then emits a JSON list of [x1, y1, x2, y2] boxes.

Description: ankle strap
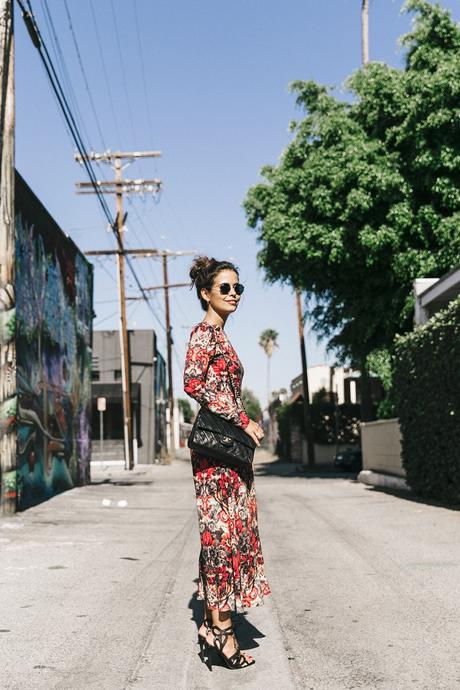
[[211, 623, 234, 636]]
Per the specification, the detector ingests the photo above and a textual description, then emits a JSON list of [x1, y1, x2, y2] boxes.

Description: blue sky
[[15, 0, 460, 407]]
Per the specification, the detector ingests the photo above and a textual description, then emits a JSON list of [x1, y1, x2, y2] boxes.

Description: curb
[[358, 469, 410, 492]]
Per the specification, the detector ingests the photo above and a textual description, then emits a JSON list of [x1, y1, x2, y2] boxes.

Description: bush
[[394, 296, 460, 503], [276, 398, 362, 459]]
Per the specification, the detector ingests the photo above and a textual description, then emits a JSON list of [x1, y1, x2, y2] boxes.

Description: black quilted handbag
[[188, 406, 256, 466]]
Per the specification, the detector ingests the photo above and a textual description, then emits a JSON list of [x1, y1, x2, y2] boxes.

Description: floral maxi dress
[[184, 321, 271, 612]]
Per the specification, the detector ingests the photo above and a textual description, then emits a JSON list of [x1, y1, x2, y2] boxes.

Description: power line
[[63, 0, 107, 150], [88, 0, 122, 146], [109, 0, 137, 150], [38, 0, 93, 152], [17, 1, 169, 338], [19, 0, 114, 226], [133, 0, 155, 148], [95, 256, 118, 286], [124, 203, 162, 289]]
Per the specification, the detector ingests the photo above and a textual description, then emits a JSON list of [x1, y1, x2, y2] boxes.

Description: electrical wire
[[17, 0, 165, 334], [38, 0, 93, 151], [63, 0, 107, 150], [20, 0, 114, 226], [133, 0, 155, 148], [95, 256, 118, 286], [94, 308, 119, 327], [88, 0, 122, 146], [109, 0, 137, 150]]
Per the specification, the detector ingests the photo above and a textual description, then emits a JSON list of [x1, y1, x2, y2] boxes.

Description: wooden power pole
[[85, 248, 195, 459], [162, 254, 175, 458], [75, 150, 162, 470], [295, 288, 316, 467], [0, 0, 17, 514]]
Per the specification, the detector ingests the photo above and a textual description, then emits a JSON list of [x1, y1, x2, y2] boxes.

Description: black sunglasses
[[217, 282, 245, 296]]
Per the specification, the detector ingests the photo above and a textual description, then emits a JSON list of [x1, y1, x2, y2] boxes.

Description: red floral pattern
[[184, 322, 250, 428], [184, 322, 271, 611]]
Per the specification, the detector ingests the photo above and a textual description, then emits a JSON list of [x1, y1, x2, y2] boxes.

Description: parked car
[[333, 447, 362, 472]]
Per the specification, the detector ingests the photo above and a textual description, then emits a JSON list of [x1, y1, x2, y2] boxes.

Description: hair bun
[[189, 255, 217, 285], [189, 255, 239, 312]]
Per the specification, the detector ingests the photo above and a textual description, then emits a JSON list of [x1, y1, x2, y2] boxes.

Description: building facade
[[0, 173, 93, 513], [290, 364, 360, 404], [91, 330, 167, 464]]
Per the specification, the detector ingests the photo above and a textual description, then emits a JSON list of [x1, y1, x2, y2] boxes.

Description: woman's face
[[201, 269, 242, 316]]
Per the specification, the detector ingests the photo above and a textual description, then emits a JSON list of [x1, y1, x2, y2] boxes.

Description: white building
[[414, 267, 460, 325], [290, 364, 360, 404]]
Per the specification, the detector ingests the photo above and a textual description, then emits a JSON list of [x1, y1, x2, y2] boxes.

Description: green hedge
[[394, 295, 460, 503]]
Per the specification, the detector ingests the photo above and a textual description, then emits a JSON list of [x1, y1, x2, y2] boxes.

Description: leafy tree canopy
[[178, 398, 194, 423], [244, 0, 460, 368], [242, 388, 262, 420]]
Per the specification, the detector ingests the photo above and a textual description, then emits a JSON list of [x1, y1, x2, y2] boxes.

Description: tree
[[242, 388, 262, 421], [244, 0, 460, 420], [259, 329, 279, 406], [178, 398, 193, 423]]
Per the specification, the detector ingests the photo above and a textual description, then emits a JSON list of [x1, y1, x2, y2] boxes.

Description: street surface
[[1, 450, 460, 689]]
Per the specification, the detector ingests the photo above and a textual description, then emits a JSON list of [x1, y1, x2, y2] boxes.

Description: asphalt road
[[1, 450, 459, 689]]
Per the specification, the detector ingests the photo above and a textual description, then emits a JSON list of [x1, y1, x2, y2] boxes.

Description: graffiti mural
[[14, 173, 93, 510]]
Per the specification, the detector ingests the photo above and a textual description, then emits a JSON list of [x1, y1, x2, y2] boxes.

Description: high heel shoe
[[209, 623, 255, 670], [197, 617, 212, 665]]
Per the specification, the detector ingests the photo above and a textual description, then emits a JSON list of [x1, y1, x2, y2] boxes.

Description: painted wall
[[14, 173, 93, 510]]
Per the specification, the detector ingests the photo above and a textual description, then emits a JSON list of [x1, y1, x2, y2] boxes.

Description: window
[[114, 369, 122, 380]]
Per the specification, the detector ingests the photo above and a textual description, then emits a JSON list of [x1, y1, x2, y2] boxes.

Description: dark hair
[[189, 255, 239, 311]]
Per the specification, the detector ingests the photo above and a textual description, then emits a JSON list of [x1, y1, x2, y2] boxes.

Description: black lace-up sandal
[[210, 623, 255, 670], [197, 617, 212, 664]]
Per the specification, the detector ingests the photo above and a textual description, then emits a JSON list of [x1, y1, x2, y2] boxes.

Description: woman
[[183, 255, 271, 670]]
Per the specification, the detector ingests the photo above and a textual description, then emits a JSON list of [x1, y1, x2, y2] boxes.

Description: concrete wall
[[361, 418, 405, 477]]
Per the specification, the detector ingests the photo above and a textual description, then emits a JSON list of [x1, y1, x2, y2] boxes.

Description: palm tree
[[361, 0, 369, 65], [259, 329, 279, 407]]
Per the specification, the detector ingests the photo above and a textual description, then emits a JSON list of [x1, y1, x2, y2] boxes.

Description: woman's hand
[[244, 419, 265, 446]]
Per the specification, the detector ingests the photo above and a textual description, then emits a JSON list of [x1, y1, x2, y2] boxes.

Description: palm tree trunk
[[361, 0, 369, 65], [266, 355, 270, 408]]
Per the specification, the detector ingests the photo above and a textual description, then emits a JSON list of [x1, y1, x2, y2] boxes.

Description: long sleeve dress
[[184, 321, 271, 612]]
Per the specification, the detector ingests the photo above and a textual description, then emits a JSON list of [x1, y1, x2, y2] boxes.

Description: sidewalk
[[0, 451, 294, 690]]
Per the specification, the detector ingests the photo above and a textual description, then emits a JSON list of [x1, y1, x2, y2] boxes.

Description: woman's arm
[[183, 324, 250, 429]]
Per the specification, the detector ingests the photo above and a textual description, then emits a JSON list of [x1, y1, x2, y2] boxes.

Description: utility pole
[[295, 288, 315, 467], [0, 0, 17, 514], [75, 150, 162, 470], [114, 155, 132, 470], [84, 248, 195, 461], [162, 254, 174, 457]]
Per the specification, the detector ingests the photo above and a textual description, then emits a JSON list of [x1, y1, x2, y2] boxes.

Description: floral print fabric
[[184, 322, 250, 428], [184, 322, 271, 611]]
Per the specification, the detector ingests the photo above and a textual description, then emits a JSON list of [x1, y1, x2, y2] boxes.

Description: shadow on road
[[188, 581, 266, 665], [254, 458, 359, 481], [363, 484, 460, 511], [90, 478, 155, 486]]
